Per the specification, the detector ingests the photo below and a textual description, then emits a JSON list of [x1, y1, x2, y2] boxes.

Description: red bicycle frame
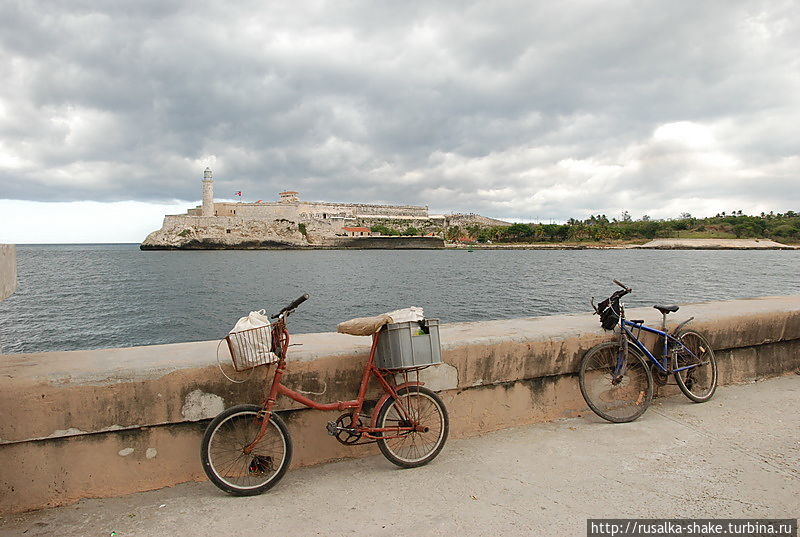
[[244, 317, 423, 453]]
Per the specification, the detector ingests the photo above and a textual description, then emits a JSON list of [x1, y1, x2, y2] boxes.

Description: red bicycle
[[200, 294, 449, 495]]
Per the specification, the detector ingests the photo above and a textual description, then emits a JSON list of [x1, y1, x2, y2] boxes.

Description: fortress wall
[[300, 202, 428, 218], [234, 204, 298, 220], [161, 214, 300, 229], [161, 215, 224, 228], [3, 295, 799, 513], [176, 201, 427, 224]]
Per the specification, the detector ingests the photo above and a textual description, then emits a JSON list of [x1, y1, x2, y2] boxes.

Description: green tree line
[[369, 224, 421, 236], [446, 211, 800, 244]]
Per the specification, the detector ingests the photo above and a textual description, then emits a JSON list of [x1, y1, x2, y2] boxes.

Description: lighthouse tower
[[201, 167, 214, 217]]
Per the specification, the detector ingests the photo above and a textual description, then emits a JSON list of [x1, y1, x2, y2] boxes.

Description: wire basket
[[225, 325, 279, 372]]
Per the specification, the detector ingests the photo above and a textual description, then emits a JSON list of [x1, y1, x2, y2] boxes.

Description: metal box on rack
[[375, 319, 442, 370]]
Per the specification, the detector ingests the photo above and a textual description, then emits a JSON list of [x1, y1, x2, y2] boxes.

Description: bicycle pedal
[[326, 421, 357, 436], [326, 421, 338, 436]]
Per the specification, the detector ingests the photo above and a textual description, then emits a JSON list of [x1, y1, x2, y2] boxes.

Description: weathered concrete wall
[[0, 244, 16, 301], [1, 296, 799, 513]]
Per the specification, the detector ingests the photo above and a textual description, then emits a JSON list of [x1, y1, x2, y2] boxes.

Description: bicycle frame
[[618, 317, 703, 374], [244, 317, 422, 453]]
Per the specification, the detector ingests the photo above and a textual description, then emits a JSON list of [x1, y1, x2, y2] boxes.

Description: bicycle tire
[[201, 404, 293, 495], [673, 331, 718, 402], [376, 386, 449, 468], [579, 341, 654, 423]]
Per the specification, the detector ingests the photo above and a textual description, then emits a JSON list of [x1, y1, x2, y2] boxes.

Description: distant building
[[142, 169, 505, 249], [185, 168, 442, 233], [342, 227, 372, 236]]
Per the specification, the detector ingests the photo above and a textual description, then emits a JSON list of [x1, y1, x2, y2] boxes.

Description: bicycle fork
[[243, 360, 286, 455], [612, 336, 629, 383]]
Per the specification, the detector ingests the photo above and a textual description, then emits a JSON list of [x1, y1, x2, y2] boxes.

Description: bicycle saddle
[[337, 314, 392, 336], [653, 304, 679, 314]]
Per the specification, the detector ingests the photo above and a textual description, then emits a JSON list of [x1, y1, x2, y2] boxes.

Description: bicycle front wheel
[[579, 341, 654, 423], [673, 331, 718, 402], [201, 404, 293, 495], [376, 386, 449, 468]]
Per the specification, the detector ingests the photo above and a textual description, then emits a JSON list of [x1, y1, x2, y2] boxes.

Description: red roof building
[[343, 227, 371, 236]]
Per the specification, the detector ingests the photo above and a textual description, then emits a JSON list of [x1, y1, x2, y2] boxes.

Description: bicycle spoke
[[203, 409, 289, 492], [674, 331, 718, 402], [378, 389, 447, 466]]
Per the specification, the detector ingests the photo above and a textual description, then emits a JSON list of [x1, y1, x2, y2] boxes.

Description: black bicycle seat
[[654, 304, 679, 314]]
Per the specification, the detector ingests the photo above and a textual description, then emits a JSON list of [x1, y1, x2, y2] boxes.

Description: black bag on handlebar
[[596, 296, 620, 331]]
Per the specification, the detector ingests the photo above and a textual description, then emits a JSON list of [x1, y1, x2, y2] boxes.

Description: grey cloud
[[0, 0, 798, 220]]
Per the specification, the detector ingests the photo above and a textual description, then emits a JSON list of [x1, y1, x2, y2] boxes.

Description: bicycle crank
[[326, 413, 363, 445], [651, 364, 670, 386]]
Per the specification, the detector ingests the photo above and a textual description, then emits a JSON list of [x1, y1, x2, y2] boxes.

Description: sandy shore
[[634, 238, 796, 249]]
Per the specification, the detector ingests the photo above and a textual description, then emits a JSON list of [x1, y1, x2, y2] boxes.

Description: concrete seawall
[[2, 296, 799, 513], [0, 244, 16, 301]]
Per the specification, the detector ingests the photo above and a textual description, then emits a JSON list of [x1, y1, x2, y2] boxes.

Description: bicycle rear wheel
[[579, 341, 654, 423], [376, 386, 449, 468], [673, 331, 718, 402], [201, 404, 292, 495]]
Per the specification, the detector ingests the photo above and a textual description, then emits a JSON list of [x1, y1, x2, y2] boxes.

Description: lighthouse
[[201, 167, 214, 217]]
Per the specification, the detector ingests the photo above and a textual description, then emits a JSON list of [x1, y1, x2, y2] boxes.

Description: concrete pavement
[[2, 375, 798, 537]]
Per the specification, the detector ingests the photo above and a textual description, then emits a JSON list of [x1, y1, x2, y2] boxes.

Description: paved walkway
[[2, 375, 798, 537]]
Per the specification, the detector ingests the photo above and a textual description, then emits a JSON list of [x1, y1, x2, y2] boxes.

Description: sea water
[[1, 244, 798, 354]]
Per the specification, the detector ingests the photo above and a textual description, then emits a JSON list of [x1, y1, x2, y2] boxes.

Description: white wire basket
[[224, 325, 279, 372]]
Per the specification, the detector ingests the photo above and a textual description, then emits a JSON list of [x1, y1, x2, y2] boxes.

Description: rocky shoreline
[[446, 238, 797, 250], [140, 236, 445, 250]]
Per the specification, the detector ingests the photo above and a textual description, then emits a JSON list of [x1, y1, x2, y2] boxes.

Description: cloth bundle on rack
[[336, 306, 425, 336]]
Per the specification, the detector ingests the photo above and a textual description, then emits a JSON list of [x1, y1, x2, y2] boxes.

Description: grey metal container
[[375, 319, 442, 370]]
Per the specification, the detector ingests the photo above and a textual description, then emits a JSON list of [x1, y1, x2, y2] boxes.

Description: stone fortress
[[141, 168, 507, 249]]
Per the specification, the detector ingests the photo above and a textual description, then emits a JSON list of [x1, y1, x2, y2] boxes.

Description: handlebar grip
[[612, 279, 631, 292], [273, 293, 310, 319], [286, 293, 309, 312]]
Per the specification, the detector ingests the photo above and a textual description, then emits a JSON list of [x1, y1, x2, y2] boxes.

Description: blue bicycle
[[579, 280, 718, 423]]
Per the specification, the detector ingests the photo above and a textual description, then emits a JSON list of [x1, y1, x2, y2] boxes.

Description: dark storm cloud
[[0, 0, 798, 220]]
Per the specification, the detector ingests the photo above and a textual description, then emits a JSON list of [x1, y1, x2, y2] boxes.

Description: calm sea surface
[[1, 244, 798, 354]]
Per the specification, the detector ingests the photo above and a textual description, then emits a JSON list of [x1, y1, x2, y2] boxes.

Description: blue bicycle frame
[[617, 318, 701, 374]]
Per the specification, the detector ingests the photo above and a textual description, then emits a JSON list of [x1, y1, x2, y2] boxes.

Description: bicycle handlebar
[[613, 279, 631, 292], [272, 293, 310, 319], [591, 280, 632, 314]]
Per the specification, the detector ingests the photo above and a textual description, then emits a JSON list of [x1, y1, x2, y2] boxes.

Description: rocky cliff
[[445, 213, 510, 227], [140, 215, 309, 249]]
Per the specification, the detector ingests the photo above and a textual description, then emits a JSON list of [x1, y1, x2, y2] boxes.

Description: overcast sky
[[1, 0, 798, 242]]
